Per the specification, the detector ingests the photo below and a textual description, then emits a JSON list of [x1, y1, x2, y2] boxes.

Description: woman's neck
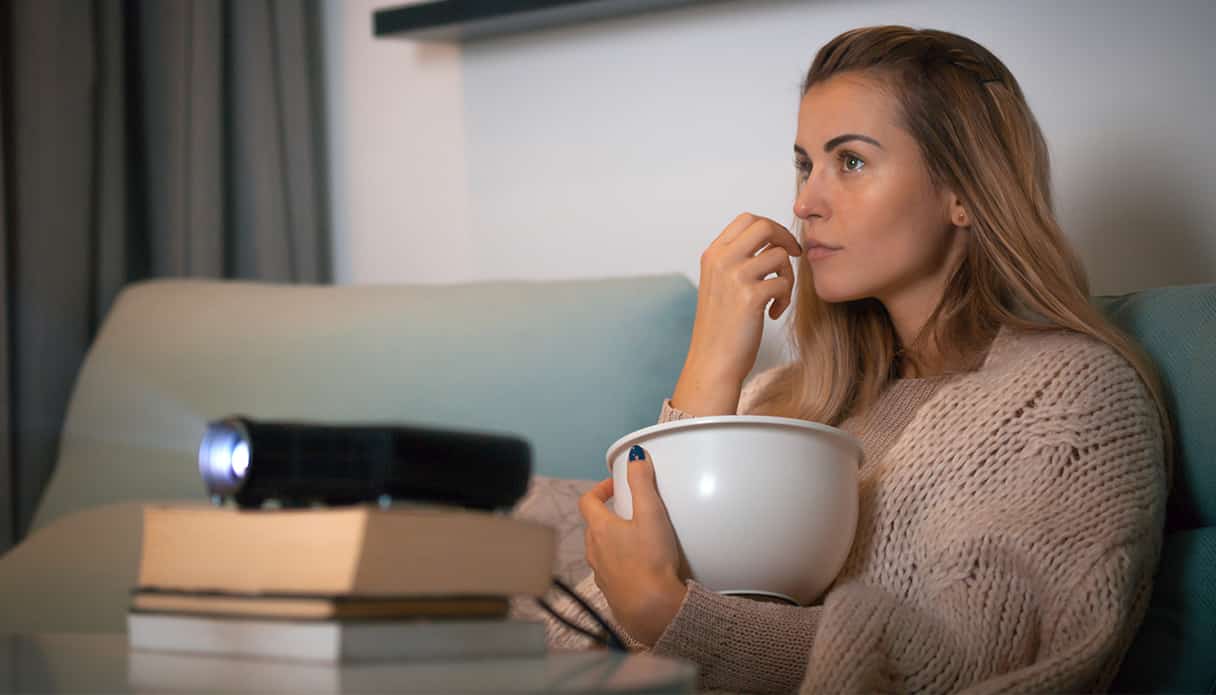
[[896, 323, 1001, 379], [896, 352, 943, 379], [880, 229, 971, 375]]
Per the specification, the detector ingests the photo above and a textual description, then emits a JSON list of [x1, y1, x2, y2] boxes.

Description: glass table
[[1, 633, 698, 694]]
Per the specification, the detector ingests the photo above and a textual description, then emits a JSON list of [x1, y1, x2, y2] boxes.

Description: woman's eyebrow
[[793, 133, 884, 157]]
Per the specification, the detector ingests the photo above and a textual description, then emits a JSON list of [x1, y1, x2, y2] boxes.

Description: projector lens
[[230, 441, 250, 478], [198, 418, 251, 496]]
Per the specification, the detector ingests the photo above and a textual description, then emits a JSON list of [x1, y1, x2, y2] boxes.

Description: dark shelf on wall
[[373, 0, 705, 42]]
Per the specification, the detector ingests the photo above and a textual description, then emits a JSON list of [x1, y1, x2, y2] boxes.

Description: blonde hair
[[752, 26, 1173, 474]]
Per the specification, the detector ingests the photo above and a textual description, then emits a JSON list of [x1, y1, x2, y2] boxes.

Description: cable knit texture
[[512, 324, 1167, 694]]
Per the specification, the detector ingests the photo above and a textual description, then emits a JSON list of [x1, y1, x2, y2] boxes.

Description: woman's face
[[793, 72, 966, 308]]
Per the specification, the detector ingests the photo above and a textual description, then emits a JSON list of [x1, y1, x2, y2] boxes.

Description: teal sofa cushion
[[30, 275, 697, 532], [1096, 284, 1216, 531], [1112, 527, 1216, 694]]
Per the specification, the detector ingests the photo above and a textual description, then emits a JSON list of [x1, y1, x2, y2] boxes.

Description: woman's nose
[[793, 176, 827, 220]]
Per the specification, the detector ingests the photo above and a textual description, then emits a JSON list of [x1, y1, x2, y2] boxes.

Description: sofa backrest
[[1096, 283, 1216, 531], [33, 276, 1212, 536], [29, 275, 698, 532]]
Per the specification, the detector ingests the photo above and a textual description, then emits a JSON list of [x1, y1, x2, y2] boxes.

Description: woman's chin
[[812, 279, 866, 304]]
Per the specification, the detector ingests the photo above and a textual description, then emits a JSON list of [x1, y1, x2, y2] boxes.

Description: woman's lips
[[806, 245, 842, 261]]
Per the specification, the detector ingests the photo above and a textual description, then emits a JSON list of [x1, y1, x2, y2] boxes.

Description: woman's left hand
[[578, 446, 689, 647]]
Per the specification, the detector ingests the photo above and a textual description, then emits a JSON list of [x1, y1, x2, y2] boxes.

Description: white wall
[[325, 0, 1216, 372], [324, 0, 478, 285]]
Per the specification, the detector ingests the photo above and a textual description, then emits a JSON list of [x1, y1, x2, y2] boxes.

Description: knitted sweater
[[540, 324, 1167, 694]]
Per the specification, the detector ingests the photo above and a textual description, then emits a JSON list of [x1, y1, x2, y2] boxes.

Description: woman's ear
[[946, 193, 970, 228]]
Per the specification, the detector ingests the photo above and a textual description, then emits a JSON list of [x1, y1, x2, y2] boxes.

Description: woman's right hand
[[671, 213, 803, 416]]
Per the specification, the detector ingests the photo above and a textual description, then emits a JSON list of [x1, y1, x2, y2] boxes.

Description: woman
[[537, 25, 1171, 693]]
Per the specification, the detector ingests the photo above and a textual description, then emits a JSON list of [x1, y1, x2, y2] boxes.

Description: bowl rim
[[604, 415, 863, 474]]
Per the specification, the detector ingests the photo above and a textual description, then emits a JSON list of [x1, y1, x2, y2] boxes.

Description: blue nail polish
[[629, 445, 644, 461]]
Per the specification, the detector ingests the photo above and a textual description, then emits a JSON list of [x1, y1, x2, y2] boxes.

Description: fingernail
[[628, 445, 645, 461]]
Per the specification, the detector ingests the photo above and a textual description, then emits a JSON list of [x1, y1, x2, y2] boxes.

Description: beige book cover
[[137, 505, 556, 597]]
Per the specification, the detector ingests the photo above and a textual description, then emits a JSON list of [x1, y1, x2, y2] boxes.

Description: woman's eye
[[841, 153, 865, 172], [794, 159, 810, 177]]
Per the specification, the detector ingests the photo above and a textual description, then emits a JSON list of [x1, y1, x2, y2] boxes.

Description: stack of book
[[127, 503, 556, 663]]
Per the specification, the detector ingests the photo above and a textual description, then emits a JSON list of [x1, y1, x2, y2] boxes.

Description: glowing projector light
[[198, 416, 532, 511]]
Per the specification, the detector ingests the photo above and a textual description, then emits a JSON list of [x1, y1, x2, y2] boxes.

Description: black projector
[[197, 416, 532, 511]]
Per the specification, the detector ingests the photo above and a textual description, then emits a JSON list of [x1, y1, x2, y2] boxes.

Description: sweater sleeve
[[649, 580, 824, 693], [660, 365, 788, 422], [799, 532, 1160, 693], [957, 544, 1154, 694], [542, 568, 826, 693]]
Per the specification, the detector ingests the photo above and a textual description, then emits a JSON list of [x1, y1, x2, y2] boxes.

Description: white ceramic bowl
[[605, 415, 862, 606]]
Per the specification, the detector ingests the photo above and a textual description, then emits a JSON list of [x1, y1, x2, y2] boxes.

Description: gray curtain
[[0, 0, 331, 551]]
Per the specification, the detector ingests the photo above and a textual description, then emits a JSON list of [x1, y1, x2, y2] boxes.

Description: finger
[[767, 258, 797, 319], [741, 245, 793, 281], [589, 477, 613, 503], [624, 446, 668, 521], [578, 481, 615, 526], [713, 212, 760, 246], [732, 217, 803, 259], [758, 273, 796, 320]]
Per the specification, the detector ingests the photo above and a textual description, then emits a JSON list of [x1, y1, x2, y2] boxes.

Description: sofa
[[0, 274, 1211, 693]]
